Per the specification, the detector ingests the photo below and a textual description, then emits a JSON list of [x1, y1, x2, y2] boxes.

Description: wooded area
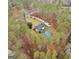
[[8, 0, 71, 59]]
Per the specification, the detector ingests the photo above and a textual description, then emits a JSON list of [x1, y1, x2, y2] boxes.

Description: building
[[8, 50, 16, 59], [33, 23, 48, 33]]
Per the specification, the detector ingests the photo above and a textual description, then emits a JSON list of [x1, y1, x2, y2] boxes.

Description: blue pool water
[[44, 31, 51, 39]]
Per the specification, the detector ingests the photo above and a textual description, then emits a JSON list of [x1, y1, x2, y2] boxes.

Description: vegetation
[[8, 0, 71, 59]]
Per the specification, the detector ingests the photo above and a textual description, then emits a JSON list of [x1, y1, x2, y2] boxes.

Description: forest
[[8, 0, 71, 59]]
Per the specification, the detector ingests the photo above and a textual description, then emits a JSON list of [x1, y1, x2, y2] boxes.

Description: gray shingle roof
[[34, 23, 47, 32]]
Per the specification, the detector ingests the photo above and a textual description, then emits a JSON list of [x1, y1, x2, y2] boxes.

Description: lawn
[[26, 16, 41, 27]]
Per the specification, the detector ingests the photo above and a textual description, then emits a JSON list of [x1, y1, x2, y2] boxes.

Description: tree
[[51, 49, 57, 59], [45, 50, 52, 59], [34, 51, 40, 59], [64, 54, 70, 59], [40, 51, 45, 59], [27, 22, 32, 29], [17, 53, 28, 59]]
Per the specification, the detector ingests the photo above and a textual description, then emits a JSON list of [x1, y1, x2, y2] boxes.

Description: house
[[33, 23, 47, 33], [25, 15, 51, 33], [8, 50, 16, 59]]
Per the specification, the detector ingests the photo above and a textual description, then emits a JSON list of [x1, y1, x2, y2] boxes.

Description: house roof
[[35, 23, 47, 32]]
